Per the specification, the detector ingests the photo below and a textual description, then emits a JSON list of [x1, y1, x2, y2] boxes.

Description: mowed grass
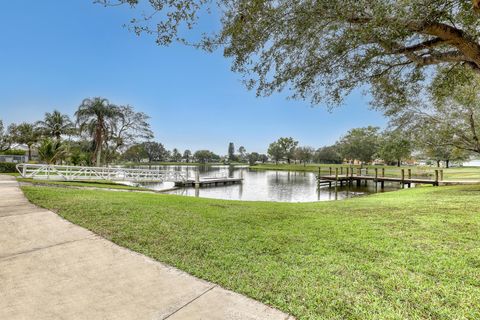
[[251, 163, 480, 180], [22, 185, 480, 319], [17, 178, 147, 191]]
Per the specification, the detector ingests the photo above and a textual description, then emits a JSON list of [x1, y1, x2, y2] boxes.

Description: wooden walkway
[[318, 167, 445, 188], [174, 177, 243, 187]]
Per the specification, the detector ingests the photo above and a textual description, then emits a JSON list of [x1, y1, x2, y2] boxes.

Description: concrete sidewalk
[[0, 175, 293, 320]]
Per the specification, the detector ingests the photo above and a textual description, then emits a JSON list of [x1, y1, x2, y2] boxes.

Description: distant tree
[[295, 146, 314, 166], [171, 148, 182, 162], [0, 120, 12, 151], [141, 141, 168, 162], [194, 150, 219, 163], [416, 123, 469, 168], [274, 137, 299, 164], [36, 110, 75, 140], [247, 152, 260, 166], [108, 105, 153, 154], [75, 97, 122, 166], [377, 131, 412, 167], [337, 126, 380, 164], [314, 146, 342, 164], [9, 122, 40, 160], [228, 142, 236, 161], [67, 140, 94, 166], [259, 154, 269, 163], [183, 149, 192, 163], [393, 72, 480, 156], [37, 138, 68, 164], [267, 142, 284, 164], [238, 146, 246, 162], [122, 144, 148, 163]]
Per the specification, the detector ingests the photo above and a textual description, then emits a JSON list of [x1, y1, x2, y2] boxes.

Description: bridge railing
[[16, 163, 190, 182]]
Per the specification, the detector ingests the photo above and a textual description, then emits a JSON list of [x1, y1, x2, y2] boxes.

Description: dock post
[[408, 169, 412, 179], [356, 167, 360, 187], [365, 167, 369, 175], [195, 170, 200, 188], [335, 167, 339, 187], [374, 168, 378, 189], [401, 169, 405, 188], [440, 169, 444, 181], [329, 167, 332, 176], [435, 170, 439, 186], [382, 167, 385, 177], [340, 167, 343, 175]]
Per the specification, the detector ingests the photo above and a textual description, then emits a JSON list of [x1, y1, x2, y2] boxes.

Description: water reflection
[[132, 165, 405, 202]]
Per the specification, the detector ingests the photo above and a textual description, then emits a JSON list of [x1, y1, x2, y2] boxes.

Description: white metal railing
[[16, 163, 190, 182]]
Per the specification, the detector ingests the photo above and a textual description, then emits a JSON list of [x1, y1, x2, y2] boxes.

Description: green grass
[[22, 185, 480, 319], [17, 178, 148, 191], [251, 163, 480, 181], [2, 172, 20, 176]]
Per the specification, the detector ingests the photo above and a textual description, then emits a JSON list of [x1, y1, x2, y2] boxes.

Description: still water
[[131, 165, 403, 203]]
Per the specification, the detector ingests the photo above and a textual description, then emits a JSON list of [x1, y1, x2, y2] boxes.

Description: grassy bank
[[251, 163, 480, 180], [22, 185, 480, 319], [17, 178, 147, 191]]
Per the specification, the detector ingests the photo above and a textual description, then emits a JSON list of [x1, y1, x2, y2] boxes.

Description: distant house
[[0, 144, 35, 163]]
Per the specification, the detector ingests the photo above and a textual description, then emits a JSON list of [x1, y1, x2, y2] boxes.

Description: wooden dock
[[317, 167, 445, 188], [174, 177, 243, 187]]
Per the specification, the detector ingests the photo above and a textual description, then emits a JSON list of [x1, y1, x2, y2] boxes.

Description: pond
[[130, 165, 405, 202]]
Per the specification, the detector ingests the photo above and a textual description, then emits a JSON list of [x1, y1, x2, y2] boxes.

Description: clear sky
[[0, 0, 387, 155]]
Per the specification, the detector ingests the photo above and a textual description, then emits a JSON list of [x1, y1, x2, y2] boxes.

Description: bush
[[0, 162, 17, 173], [0, 149, 26, 156]]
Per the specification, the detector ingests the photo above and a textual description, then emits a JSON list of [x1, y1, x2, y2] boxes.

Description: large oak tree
[[97, 0, 480, 113]]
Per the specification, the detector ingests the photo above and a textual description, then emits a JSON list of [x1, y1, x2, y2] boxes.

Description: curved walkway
[[0, 175, 293, 320]]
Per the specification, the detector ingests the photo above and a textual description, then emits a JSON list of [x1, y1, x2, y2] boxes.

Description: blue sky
[[0, 1, 387, 154]]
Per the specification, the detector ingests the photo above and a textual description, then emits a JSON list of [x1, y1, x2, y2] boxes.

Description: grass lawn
[[251, 163, 480, 181], [17, 178, 148, 191], [22, 185, 480, 319]]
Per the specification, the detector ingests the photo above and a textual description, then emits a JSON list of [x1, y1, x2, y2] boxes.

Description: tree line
[[0, 97, 221, 166], [266, 125, 469, 168]]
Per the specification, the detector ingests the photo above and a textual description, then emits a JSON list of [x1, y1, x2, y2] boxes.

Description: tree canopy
[[337, 126, 379, 164], [98, 0, 480, 112]]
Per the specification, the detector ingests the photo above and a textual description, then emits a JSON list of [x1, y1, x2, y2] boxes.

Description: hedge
[[0, 162, 17, 173], [0, 149, 27, 156]]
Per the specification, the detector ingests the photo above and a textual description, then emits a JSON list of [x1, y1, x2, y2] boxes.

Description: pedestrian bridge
[[16, 164, 190, 183]]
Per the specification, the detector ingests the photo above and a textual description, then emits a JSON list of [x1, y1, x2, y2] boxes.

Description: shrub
[[0, 162, 17, 173], [0, 149, 26, 156]]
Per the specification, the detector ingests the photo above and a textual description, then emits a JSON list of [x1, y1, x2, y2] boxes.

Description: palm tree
[[75, 97, 121, 166], [36, 110, 75, 140], [9, 122, 40, 160], [38, 138, 68, 164]]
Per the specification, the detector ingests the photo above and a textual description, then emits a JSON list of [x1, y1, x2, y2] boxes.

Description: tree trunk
[[436, 160, 441, 167], [94, 124, 103, 166], [446, 159, 450, 168], [397, 159, 401, 167], [27, 144, 32, 161]]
